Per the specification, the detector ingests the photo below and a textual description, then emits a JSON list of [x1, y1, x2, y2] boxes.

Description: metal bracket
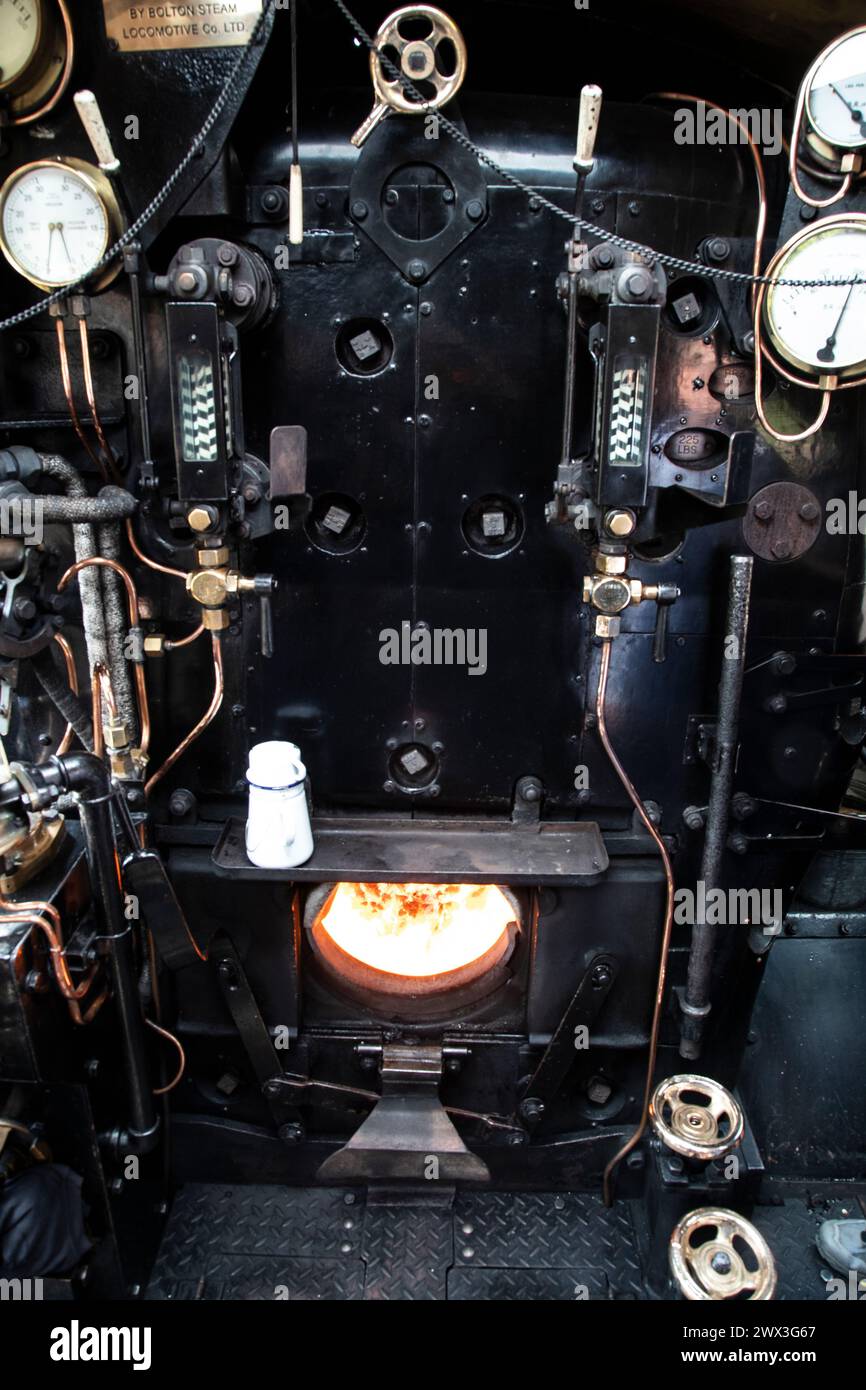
[[212, 936, 303, 1142], [520, 953, 618, 1113], [347, 114, 487, 282]]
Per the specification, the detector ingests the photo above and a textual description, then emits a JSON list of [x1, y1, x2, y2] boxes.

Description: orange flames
[[316, 881, 515, 978]]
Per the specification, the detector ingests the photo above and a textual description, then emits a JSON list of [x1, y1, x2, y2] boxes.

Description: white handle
[[574, 84, 602, 173], [74, 90, 120, 173], [289, 163, 303, 245]]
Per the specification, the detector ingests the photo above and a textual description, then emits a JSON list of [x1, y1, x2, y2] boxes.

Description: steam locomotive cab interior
[[1, 0, 865, 1306]]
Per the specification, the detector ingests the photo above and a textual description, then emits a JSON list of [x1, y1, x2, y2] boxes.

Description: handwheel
[[670, 1208, 777, 1300], [649, 1073, 744, 1161], [351, 6, 468, 146]]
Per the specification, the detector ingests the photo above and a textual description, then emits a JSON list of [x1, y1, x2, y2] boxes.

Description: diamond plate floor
[[147, 1182, 862, 1301], [147, 1184, 647, 1301]]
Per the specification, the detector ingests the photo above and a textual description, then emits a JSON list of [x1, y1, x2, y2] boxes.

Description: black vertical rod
[[680, 554, 753, 1058]]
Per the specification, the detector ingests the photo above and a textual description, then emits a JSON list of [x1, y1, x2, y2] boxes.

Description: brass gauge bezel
[[762, 213, 866, 383], [0, 157, 124, 292], [804, 24, 866, 157], [2, 0, 74, 123]]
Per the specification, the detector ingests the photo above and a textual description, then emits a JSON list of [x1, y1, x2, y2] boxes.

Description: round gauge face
[[765, 220, 866, 378], [0, 0, 42, 91], [807, 28, 866, 150], [0, 162, 110, 289]]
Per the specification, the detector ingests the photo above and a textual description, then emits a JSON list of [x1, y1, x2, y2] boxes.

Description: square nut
[[595, 614, 621, 638]]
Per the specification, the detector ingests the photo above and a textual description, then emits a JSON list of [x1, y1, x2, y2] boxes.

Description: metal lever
[[652, 584, 680, 663], [74, 90, 120, 173], [255, 576, 276, 658], [574, 84, 602, 174]]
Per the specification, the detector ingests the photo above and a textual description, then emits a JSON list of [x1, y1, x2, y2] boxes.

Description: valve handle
[[574, 84, 602, 173]]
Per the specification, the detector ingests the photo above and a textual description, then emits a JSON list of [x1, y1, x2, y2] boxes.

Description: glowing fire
[[316, 882, 515, 979]]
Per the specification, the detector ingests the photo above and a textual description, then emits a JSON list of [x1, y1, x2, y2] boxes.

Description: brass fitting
[[583, 548, 678, 637], [202, 608, 230, 632], [143, 633, 166, 658], [187, 505, 219, 533]]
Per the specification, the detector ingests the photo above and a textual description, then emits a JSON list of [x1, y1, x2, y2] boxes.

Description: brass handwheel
[[670, 1208, 777, 1300], [649, 1073, 744, 1161], [352, 6, 467, 146]]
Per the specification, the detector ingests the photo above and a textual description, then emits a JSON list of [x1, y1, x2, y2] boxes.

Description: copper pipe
[[79, 318, 121, 485], [125, 518, 186, 581], [0, 896, 105, 1024], [90, 661, 118, 760], [144, 634, 224, 796], [648, 94, 766, 309], [788, 66, 853, 209], [58, 555, 151, 755], [595, 639, 675, 1206], [53, 631, 78, 757], [12, 1, 75, 126], [165, 623, 204, 651], [55, 317, 108, 481], [752, 269, 836, 443], [146, 1018, 186, 1095]]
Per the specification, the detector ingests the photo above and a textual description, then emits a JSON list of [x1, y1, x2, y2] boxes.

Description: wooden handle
[[74, 90, 120, 172], [574, 84, 602, 173], [289, 164, 303, 245]]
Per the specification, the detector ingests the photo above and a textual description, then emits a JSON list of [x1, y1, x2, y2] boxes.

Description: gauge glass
[[765, 220, 866, 377], [0, 162, 110, 288], [807, 28, 866, 150], [0, 0, 42, 90]]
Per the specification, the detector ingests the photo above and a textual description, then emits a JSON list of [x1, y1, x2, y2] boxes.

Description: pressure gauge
[[763, 215, 866, 381], [0, 0, 44, 92], [0, 159, 123, 291], [806, 26, 866, 152], [0, 0, 70, 119]]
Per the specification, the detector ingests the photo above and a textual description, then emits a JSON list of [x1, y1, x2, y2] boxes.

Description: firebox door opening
[[304, 881, 521, 1019]]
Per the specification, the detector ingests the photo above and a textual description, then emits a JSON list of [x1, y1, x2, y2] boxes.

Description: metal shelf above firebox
[[212, 817, 609, 885]]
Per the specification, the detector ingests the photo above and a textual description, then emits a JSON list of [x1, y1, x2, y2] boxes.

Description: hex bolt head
[[407, 258, 427, 281], [351, 200, 368, 220], [754, 499, 774, 522], [217, 243, 238, 267], [707, 237, 731, 262], [799, 500, 820, 522], [466, 199, 484, 221]]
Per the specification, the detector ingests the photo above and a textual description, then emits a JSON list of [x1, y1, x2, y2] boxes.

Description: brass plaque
[[102, 2, 263, 53]]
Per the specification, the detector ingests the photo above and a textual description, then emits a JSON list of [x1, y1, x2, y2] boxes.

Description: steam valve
[[582, 548, 679, 638], [186, 546, 277, 658]]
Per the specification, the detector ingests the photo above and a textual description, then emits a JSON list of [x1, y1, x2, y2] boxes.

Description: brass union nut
[[143, 633, 166, 657], [594, 550, 628, 576], [202, 608, 230, 632], [196, 547, 230, 568]]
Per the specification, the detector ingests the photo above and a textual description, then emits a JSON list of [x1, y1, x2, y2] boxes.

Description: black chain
[[331, 0, 864, 291], [0, 0, 276, 333]]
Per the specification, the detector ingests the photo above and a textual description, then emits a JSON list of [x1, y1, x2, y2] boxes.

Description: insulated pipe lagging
[[37, 455, 109, 685], [98, 521, 139, 742], [30, 647, 94, 751]]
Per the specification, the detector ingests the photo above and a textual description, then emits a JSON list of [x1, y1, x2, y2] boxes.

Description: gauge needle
[[56, 223, 74, 268], [828, 82, 866, 138], [817, 281, 856, 363], [46, 223, 56, 276]]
